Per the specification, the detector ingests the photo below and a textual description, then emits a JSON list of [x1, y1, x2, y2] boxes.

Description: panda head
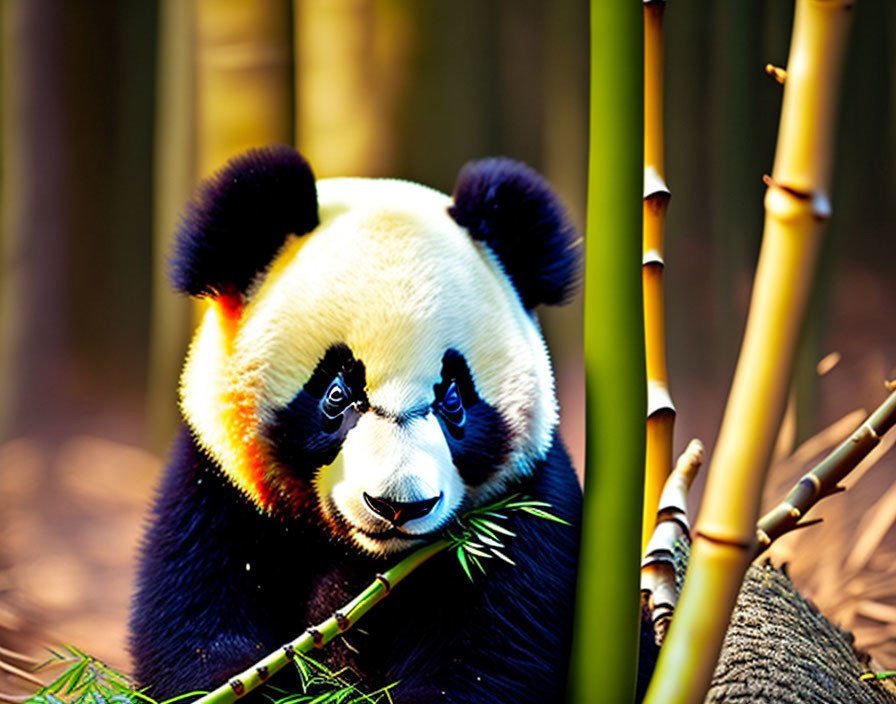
[[174, 145, 579, 556]]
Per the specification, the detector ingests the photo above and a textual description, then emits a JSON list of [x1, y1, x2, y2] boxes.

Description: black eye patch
[[434, 349, 511, 486], [266, 343, 368, 476]]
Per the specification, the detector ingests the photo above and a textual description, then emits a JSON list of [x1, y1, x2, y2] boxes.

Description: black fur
[[266, 343, 368, 476], [434, 349, 511, 486], [170, 145, 319, 298], [130, 428, 582, 703], [448, 158, 580, 309]]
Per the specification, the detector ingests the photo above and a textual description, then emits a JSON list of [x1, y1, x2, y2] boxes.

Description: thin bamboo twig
[[192, 538, 450, 704], [641, 0, 676, 556], [754, 387, 896, 559], [641, 439, 703, 644], [643, 1, 855, 702], [569, 1, 644, 701], [0, 659, 44, 688]]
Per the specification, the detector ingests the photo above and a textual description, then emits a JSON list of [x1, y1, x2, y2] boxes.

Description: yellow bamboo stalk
[[294, 0, 410, 179], [193, 0, 292, 323], [196, 0, 292, 176], [641, 439, 703, 645], [643, 2, 854, 702], [641, 0, 675, 555], [146, 0, 196, 451]]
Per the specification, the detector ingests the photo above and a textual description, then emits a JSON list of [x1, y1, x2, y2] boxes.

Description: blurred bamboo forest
[[0, 0, 895, 674]]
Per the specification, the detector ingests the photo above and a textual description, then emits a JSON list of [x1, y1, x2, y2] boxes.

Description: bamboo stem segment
[[754, 387, 896, 558], [641, 0, 675, 556], [641, 439, 703, 645], [191, 539, 450, 704], [569, 1, 644, 701], [643, 2, 854, 702]]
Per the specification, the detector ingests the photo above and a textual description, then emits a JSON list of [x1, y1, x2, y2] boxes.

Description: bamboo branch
[[192, 538, 450, 704], [754, 386, 896, 558], [641, 439, 703, 645], [641, 0, 676, 556], [643, 1, 855, 702]]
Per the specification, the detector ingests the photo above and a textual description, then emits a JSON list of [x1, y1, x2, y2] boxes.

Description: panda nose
[[363, 493, 441, 527]]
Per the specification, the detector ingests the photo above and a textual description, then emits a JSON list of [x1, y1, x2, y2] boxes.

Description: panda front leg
[[129, 431, 308, 700]]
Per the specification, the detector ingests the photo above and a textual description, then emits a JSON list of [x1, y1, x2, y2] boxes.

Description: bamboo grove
[[2, 2, 896, 704]]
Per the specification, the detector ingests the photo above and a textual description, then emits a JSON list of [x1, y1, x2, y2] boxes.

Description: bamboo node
[[647, 381, 676, 418], [375, 573, 392, 594], [863, 422, 881, 441], [643, 166, 671, 200], [765, 63, 787, 84], [642, 249, 665, 267], [335, 611, 351, 632], [799, 473, 822, 496], [762, 174, 809, 200], [695, 530, 753, 550]]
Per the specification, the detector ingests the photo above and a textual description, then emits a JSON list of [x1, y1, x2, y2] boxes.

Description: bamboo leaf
[[462, 544, 493, 559], [456, 546, 474, 582], [489, 549, 516, 566], [519, 507, 571, 525], [473, 519, 516, 537]]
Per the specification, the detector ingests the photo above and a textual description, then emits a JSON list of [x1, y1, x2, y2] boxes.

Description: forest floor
[[0, 263, 894, 696]]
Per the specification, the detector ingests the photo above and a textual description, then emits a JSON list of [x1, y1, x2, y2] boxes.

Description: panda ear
[[171, 144, 319, 298], [448, 157, 581, 309]]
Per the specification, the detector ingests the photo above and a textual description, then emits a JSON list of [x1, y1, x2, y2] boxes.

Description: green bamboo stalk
[[568, 1, 644, 702], [754, 386, 896, 558], [643, 1, 855, 702], [192, 538, 450, 704]]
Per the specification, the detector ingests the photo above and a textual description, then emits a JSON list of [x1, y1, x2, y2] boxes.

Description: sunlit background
[[1, 0, 894, 682]]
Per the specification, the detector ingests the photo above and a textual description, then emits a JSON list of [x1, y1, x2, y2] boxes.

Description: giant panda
[[129, 145, 583, 704]]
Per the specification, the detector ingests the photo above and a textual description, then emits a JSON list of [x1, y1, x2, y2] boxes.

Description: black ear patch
[[171, 144, 319, 298], [448, 158, 580, 309]]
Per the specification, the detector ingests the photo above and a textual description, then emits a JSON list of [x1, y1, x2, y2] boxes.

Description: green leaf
[[520, 507, 571, 525], [462, 543, 493, 559], [489, 549, 516, 566], [456, 545, 474, 582], [475, 519, 516, 537], [469, 553, 487, 575], [474, 534, 505, 549]]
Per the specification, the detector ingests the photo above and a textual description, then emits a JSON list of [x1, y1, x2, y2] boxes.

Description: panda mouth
[[358, 526, 424, 541]]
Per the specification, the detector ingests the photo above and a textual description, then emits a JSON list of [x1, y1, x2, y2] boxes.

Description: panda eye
[[321, 377, 352, 419], [438, 381, 465, 427]]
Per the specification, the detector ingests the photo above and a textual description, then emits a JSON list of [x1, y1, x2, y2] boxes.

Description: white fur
[[181, 177, 559, 553]]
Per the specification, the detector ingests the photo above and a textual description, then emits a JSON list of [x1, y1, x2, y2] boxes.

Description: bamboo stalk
[[194, 0, 292, 324], [569, 1, 644, 701], [145, 0, 196, 452], [754, 387, 896, 558], [192, 538, 450, 704], [195, 0, 292, 177], [641, 0, 675, 556], [642, 2, 854, 702]]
